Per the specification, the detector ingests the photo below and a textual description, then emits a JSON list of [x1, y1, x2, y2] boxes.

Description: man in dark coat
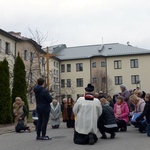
[[34, 78, 52, 140]]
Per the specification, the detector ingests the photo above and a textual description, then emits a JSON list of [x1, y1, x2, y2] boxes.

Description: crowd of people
[[12, 78, 150, 145]]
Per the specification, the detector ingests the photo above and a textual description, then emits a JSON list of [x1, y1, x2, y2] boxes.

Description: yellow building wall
[[60, 59, 91, 100], [106, 55, 150, 94]]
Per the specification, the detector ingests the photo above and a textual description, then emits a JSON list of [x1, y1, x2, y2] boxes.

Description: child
[[136, 93, 150, 137]]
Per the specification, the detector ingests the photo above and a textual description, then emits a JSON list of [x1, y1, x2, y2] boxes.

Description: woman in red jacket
[[114, 96, 129, 132]]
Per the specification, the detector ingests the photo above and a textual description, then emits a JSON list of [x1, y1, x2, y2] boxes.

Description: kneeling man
[[73, 83, 102, 145]]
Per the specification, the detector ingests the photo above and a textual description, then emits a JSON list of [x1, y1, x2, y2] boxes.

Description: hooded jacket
[[34, 85, 52, 113]]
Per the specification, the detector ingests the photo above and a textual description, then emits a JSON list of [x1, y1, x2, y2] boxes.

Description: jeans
[[141, 120, 150, 137]]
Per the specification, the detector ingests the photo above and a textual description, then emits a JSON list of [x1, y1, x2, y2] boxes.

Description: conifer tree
[[0, 59, 13, 123], [12, 54, 29, 114]]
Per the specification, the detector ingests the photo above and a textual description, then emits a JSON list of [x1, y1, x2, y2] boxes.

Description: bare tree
[[92, 69, 114, 95], [28, 28, 48, 47]]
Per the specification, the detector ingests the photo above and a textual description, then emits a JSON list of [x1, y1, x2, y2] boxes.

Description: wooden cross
[[40, 47, 56, 90]]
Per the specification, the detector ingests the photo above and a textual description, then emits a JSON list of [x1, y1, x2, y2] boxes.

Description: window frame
[[92, 62, 96, 68], [130, 59, 138, 68], [67, 64, 71, 72], [76, 63, 83, 72], [101, 61, 106, 67], [61, 79, 65, 88], [24, 50, 28, 61], [67, 79, 71, 87], [114, 60, 122, 69], [5, 42, 10, 55], [131, 75, 139, 84], [114, 76, 122, 85], [61, 64, 65, 72], [76, 78, 83, 87]]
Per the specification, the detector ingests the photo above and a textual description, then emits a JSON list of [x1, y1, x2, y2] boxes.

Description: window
[[54, 69, 56, 75], [54, 61, 56, 67], [61, 79, 65, 87], [115, 76, 122, 85], [76, 63, 83, 71], [92, 62, 96, 68], [92, 78, 97, 83], [67, 64, 71, 72], [56, 70, 58, 75], [5, 42, 10, 55], [67, 79, 71, 87], [114, 60, 121, 69], [61, 64, 65, 72], [0, 39, 2, 52], [24, 50, 28, 60], [131, 75, 139, 84], [76, 78, 83, 87], [131, 59, 138, 68], [42, 58, 45, 66], [30, 52, 34, 62], [56, 62, 58, 68], [101, 61, 106, 67]]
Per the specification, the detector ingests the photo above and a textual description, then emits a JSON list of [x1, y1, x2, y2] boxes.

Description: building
[[0, 29, 46, 108], [50, 43, 150, 100]]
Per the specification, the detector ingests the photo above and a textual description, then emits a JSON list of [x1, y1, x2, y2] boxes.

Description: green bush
[[12, 54, 29, 115], [0, 59, 13, 124]]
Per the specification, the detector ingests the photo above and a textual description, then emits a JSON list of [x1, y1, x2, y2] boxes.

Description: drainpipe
[[105, 57, 108, 94], [90, 58, 92, 83]]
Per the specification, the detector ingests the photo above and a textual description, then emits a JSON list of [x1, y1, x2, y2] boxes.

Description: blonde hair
[[134, 90, 143, 98], [15, 97, 22, 101], [130, 94, 140, 104]]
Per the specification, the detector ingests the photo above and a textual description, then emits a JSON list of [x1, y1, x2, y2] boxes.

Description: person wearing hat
[[73, 83, 102, 145], [120, 84, 130, 107], [99, 91, 106, 99]]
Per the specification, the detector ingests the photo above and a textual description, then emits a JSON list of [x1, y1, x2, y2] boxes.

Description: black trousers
[[117, 120, 127, 130], [98, 123, 118, 135], [66, 119, 74, 128], [74, 130, 98, 145], [37, 112, 49, 137]]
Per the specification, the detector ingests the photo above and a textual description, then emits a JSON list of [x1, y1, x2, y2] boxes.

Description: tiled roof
[[50, 43, 150, 60]]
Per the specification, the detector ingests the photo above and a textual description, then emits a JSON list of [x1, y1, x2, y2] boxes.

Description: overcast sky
[[1, 0, 150, 49]]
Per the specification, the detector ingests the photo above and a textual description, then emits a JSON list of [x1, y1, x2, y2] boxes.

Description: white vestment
[[73, 97, 102, 135]]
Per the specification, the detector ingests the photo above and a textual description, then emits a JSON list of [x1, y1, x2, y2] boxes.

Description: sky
[[1, 0, 150, 49]]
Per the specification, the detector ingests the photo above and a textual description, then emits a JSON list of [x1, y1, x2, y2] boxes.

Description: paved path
[[0, 122, 150, 150]]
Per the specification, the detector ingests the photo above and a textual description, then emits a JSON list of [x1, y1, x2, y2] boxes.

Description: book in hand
[[131, 113, 141, 122]]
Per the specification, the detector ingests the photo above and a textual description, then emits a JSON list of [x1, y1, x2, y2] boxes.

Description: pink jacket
[[114, 102, 129, 123]]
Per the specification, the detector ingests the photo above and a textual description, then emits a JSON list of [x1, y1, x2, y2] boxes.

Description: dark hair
[[116, 96, 124, 103], [37, 78, 45, 86]]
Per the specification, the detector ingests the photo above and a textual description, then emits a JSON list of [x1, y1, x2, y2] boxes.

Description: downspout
[[90, 58, 92, 83], [105, 56, 108, 94]]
